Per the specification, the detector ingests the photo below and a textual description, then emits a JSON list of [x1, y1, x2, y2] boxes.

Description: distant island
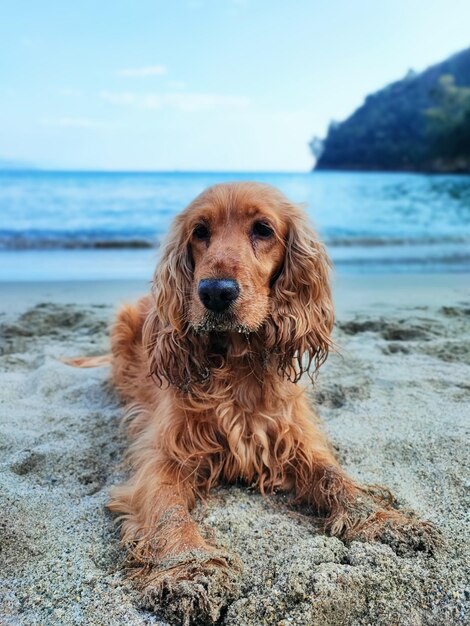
[[312, 47, 470, 173]]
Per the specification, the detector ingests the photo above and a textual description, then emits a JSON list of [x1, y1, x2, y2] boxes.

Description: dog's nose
[[198, 278, 240, 313]]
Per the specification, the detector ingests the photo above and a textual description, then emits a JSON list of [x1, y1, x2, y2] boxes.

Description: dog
[[69, 182, 439, 624]]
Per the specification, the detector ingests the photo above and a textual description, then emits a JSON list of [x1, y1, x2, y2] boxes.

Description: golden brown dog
[[71, 182, 439, 624]]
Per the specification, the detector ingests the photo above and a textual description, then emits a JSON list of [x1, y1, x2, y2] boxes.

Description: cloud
[[41, 117, 109, 129], [167, 92, 250, 112], [100, 91, 138, 106], [117, 65, 167, 77], [100, 90, 250, 112]]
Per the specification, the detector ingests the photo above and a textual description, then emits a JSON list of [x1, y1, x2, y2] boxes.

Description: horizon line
[[0, 167, 315, 175]]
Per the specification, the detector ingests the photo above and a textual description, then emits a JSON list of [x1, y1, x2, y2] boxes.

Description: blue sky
[[1, 0, 469, 171]]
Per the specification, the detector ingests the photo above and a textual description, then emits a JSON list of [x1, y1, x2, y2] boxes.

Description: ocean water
[[1, 170, 469, 280]]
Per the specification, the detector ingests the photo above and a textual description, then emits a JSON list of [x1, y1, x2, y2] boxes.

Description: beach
[[1, 273, 469, 626]]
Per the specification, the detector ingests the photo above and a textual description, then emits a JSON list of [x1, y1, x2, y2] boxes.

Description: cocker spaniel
[[70, 182, 439, 624]]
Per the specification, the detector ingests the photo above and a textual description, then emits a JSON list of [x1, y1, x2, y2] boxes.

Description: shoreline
[[1, 272, 469, 316], [1, 248, 469, 282]]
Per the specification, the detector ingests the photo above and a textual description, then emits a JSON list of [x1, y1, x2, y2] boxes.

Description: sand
[[0, 274, 469, 626]]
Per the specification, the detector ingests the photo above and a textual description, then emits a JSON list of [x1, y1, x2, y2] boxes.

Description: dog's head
[[144, 182, 333, 388]]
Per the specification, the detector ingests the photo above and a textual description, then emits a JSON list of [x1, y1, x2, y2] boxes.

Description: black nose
[[198, 278, 240, 313]]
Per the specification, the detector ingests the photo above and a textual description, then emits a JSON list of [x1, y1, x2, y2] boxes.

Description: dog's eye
[[193, 224, 210, 240], [252, 221, 274, 239]]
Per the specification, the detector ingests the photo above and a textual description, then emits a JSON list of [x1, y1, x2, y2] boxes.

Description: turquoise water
[[1, 170, 469, 280]]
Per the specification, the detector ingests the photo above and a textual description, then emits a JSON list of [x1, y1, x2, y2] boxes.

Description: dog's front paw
[[139, 548, 242, 625], [363, 516, 443, 557], [347, 510, 444, 556]]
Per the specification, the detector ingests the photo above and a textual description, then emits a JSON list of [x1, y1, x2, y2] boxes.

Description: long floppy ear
[[265, 207, 334, 383], [142, 215, 209, 390]]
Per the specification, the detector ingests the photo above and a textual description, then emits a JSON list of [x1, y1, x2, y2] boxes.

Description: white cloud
[[117, 65, 167, 77], [100, 91, 138, 106], [41, 117, 108, 129], [100, 90, 250, 112], [168, 92, 250, 112]]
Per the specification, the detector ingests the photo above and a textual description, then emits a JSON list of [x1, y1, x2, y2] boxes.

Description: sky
[[1, 0, 470, 171]]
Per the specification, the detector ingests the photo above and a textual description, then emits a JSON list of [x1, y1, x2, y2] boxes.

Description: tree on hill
[[425, 75, 470, 169], [313, 47, 470, 172]]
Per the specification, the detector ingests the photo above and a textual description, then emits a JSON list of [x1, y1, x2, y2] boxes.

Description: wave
[[324, 235, 470, 247], [0, 232, 469, 251], [0, 233, 157, 250], [335, 253, 470, 266]]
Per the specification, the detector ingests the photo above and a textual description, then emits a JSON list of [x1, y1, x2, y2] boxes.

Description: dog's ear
[[142, 216, 209, 390], [265, 207, 334, 382]]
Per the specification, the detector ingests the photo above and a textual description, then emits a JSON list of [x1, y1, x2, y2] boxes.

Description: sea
[[1, 170, 469, 281]]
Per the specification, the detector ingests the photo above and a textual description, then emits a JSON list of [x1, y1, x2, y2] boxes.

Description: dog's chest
[[191, 374, 290, 484]]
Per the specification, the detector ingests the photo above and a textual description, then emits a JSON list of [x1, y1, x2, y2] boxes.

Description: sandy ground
[[0, 274, 469, 626]]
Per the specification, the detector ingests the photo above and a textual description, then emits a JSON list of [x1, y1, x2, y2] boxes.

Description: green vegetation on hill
[[313, 47, 470, 172]]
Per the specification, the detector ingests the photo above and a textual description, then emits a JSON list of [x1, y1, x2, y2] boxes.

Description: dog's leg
[[109, 456, 240, 625], [283, 399, 442, 554]]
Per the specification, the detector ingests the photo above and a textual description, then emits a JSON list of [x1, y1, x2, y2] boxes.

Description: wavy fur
[[98, 182, 440, 623]]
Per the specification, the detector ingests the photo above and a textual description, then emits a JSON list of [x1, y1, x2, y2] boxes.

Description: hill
[[313, 47, 470, 172]]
